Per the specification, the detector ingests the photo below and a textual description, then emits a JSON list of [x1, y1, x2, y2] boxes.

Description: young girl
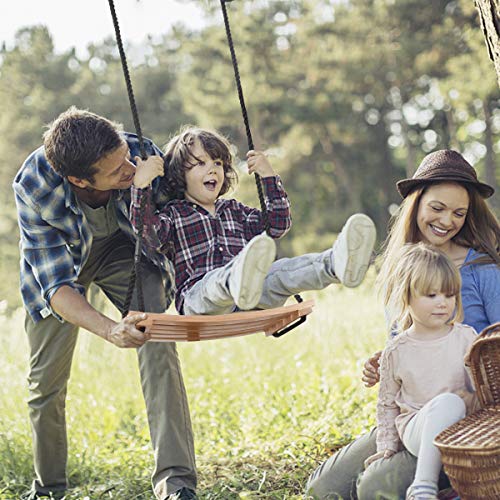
[[130, 126, 376, 315], [364, 243, 478, 500]]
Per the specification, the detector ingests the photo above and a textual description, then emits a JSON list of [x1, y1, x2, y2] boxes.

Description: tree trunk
[[475, 0, 500, 87], [317, 126, 357, 212], [482, 98, 499, 208], [445, 108, 460, 150]]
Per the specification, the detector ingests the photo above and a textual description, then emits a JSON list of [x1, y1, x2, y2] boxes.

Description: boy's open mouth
[[204, 180, 218, 191]]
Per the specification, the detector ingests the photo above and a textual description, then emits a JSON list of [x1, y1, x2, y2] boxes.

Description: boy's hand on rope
[[133, 155, 164, 188], [246, 150, 275, 178], [362, 350, 382, 387], [106, 313, 151, 348], [364, 450, 396, 469]]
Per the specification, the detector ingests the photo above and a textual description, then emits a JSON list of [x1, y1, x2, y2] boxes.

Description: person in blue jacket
[[13, 107, 197, 500], [306, 149, 500, 500]]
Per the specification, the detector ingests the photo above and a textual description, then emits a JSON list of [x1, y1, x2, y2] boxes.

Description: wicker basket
[[434, 406, 500, 499], [434, 322, 500, 500], [464, 322, 500, 406]]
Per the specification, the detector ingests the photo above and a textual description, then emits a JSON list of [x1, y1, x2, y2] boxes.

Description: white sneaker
[[228, 232, 276, 310], [332, 213, 376, 288]]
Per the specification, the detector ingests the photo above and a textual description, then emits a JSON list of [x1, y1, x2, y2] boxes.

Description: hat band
[[416, 170, 478, 183]]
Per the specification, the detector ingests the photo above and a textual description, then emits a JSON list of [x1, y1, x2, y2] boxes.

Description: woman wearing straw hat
[[306, 149, 500, 500]]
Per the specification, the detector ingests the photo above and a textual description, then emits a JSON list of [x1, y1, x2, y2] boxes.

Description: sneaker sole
[[235, 235, 276, 310], [336, 214, 376, 288]]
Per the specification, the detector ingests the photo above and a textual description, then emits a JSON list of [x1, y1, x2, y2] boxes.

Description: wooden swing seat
[[131, 299, 314, 342]]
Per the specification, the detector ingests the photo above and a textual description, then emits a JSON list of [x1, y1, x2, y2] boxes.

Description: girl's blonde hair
[[377, 182, 500, 295], [384, 242, 463, 333]]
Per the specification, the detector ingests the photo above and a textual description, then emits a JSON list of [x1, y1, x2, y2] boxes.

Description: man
[[13, 107, 197, 500]]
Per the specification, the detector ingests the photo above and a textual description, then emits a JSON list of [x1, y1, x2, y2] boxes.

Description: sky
[[1, 0, 207, 57]]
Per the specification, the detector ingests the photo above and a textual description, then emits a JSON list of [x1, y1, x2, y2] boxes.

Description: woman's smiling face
[[416, 182, 469, 249]]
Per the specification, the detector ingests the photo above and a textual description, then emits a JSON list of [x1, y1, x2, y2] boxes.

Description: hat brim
[[396, 177, 495, 199]]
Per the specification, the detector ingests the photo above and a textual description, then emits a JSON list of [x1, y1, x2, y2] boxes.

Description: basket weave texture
[[466, 323, 500, 406], [434, 322, 500, 500]]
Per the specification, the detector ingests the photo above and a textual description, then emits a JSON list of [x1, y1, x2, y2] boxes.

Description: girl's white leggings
[[402, 392, 466, 492]]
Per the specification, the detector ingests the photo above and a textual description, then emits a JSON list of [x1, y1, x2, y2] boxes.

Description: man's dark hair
[[161, 126, 238, 200], [43, 106, 123, 182]]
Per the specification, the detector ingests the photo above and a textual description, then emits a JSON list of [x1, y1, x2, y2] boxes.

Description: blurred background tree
[[0, 0, 498, 312]]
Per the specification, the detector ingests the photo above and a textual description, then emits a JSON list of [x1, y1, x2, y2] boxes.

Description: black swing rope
[[107, 0, 146, 317], [219, 0, 270, 233], [219, 0, 305, 331], [107, 0, 306, 335]]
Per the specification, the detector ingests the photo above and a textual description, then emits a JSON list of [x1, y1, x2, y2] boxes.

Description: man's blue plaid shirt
[[13, 133, 169, 323]]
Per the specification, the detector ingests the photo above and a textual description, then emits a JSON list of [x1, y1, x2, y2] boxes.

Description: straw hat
[[396, 149, 494, 199]]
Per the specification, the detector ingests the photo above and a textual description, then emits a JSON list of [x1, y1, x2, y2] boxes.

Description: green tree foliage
[[0, 0, 498, 311], [437, 0, 500, 206]]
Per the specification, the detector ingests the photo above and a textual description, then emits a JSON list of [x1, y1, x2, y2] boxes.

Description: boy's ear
[[67, 175, 92, 189]]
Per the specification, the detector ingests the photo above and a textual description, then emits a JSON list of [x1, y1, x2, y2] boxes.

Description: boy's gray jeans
[[305, 427, 451, 499], [184, 248, 337, 315], [25, 232, 196, 499]]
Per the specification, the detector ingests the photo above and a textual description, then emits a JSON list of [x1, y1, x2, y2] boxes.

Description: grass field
[[0, 274, 386, 499]]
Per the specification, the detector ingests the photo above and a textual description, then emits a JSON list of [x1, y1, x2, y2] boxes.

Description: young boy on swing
[[130, 126, 376, 315]]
